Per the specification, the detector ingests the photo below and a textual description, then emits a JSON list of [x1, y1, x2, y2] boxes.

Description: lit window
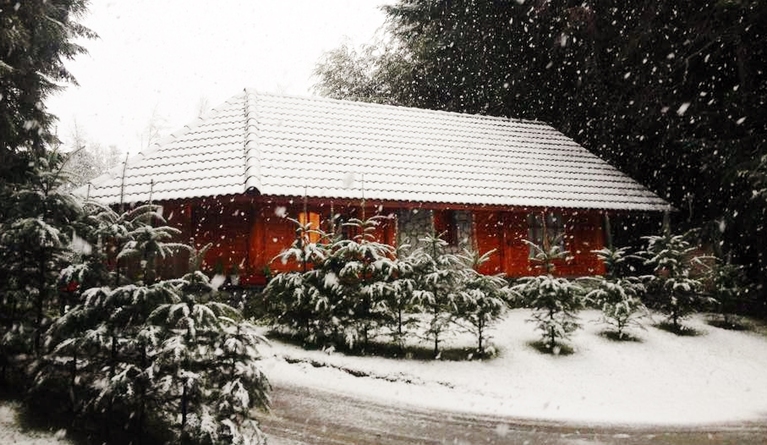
[[297, 211, 321, 244]]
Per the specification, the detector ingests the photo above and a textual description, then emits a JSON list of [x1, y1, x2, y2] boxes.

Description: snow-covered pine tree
[[87, 281, 178, 440], [454, 249, 510, 356], [263, 215, 329, 344], [702, 259, 751, 329], [0, 151, 84, 357], [586, 246, 647, 340], [29, 197, 155, 423], [321, 216, 396, 350], [40, 197, 270, 444], [641, 230, 711, 332], [382, 247, 418, 352], [149, 271, 269, 445], [512, 236, 585, 352], [407, 231, 463, 358], [117, 204, 189, 285]]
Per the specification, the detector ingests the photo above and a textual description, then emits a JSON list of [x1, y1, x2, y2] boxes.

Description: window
[[297, 211, 322, 244], [527, 211, 565, 257], [434, 210, 472, 247]]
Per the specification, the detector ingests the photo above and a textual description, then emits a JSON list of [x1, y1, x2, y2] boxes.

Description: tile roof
[[83, 90, 671, 211]]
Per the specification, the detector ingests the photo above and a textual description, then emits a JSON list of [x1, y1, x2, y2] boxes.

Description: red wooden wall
[[160, 196, 607, 284], [245, 202, 397, 284], [474, 209, 606, 277]]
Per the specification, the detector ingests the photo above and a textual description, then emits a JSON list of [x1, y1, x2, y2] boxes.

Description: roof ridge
[[248, 88, 546, 126], [243, 89, 262, 192]]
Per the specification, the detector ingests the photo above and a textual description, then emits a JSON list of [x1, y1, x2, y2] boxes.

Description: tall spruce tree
[[0, 151, 84, 357], [0, 0, 95, 169]]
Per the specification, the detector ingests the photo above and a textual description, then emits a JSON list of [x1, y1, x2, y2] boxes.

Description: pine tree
[[263, 216, 329, 344], [0, 151, 84, 360], [0, 0, 95, 168], [641, 230, 711, 332], [322, 216, 396, 350], [150, 273, 269, 444], [408, 231, 463, 358], [454, 249, 510, 357], [381, 249, 418, 352], [38, 198, 270, 444], [587, 246, 647, 340], [703, 259, 751, 329], [513, 237, 585, 352]]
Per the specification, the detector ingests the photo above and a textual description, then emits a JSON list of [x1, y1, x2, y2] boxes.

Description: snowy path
[[258, 380, 767, 445], [257, 309, 767, 426]]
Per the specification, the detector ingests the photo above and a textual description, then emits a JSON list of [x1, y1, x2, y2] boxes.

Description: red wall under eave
[[473, 209, 606, 278], [157, 197, 607, 284], [248, 202, 397, 284]]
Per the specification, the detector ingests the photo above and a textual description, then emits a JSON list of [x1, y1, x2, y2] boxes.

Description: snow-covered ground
[[0, 403, 71, 445], [258, 309, 767, 426]]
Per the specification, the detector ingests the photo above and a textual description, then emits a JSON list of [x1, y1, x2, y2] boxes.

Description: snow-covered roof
[[83, 90, 671, 211]]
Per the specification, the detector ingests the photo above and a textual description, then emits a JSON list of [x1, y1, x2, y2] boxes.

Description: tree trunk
[[432, 301, 439, 358], [477, 320, 484, 354], [34, 252, 47, 354], [397, 308, 404, 353], [181, 382, 188, 429], [548, 307, 556, 348], [70, 349, 78, 416], [110, 335, 117, 378], [138, 344, 146, 445]]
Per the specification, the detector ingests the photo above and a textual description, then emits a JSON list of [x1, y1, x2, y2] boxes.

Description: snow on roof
[[84, 90, 671, 211]]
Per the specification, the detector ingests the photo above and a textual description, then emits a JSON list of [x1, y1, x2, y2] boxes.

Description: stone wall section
[[396, 208, 433, 253], [396, 209, 474, 254], [452, 210, 474, 253]]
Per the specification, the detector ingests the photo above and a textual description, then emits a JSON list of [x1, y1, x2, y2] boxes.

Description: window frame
[[527, 211, 566, 258]]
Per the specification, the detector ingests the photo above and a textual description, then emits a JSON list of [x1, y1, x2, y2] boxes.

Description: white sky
[[47, 0, 389, 154]]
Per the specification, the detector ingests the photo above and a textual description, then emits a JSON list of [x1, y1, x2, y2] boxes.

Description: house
[[83, 90, 671, 285]]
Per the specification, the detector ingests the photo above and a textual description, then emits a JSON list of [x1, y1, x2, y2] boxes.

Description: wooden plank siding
[[154, 196, 606, 284]]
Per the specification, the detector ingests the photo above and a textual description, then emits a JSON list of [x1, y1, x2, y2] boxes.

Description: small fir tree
[[513, 236, 585, 352], [702, 259, 751, 329], [641, 230, 711, 332], [586, 246, 647, 340], [263, 215, 329, 343], [408, 231, 463, 358], [381, 249, 419, 352], [150, 272, 269, 444], [454, 249, 510, 356], [322, 216, 396, 350]]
